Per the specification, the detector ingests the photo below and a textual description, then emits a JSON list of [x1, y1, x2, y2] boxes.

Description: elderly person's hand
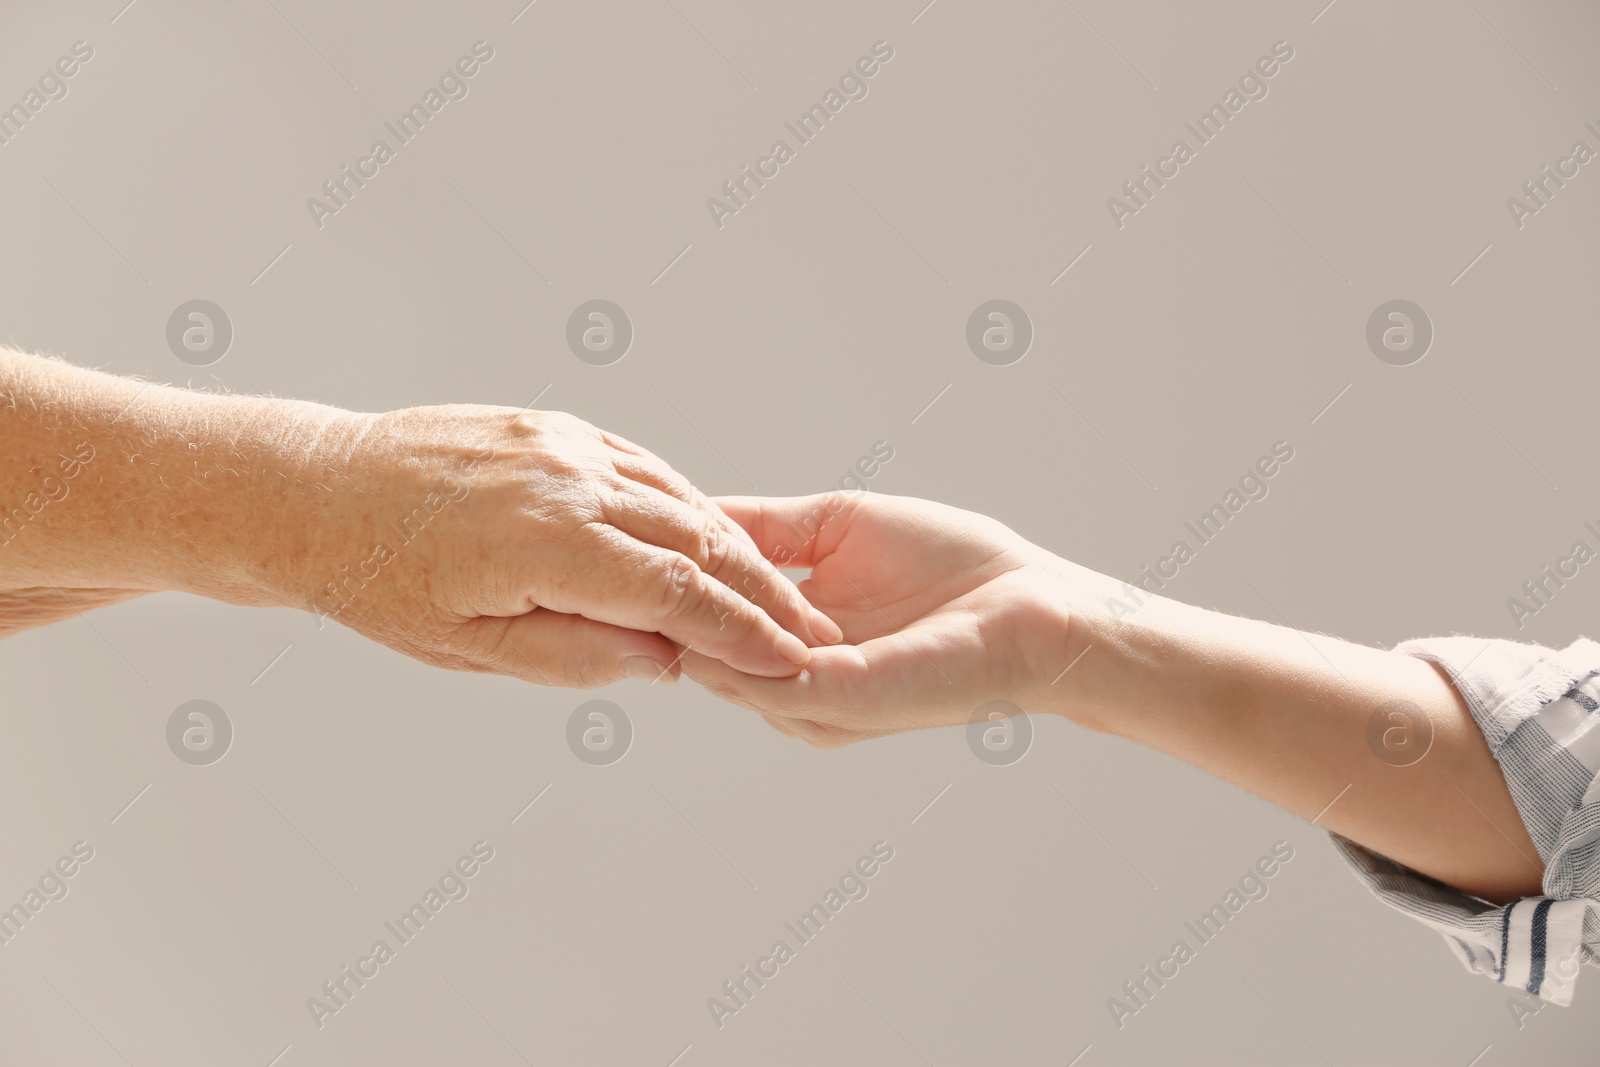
[[0, 350, 838, 686], [297, 405, 838, 686]]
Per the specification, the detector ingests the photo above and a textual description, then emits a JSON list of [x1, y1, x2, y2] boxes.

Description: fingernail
[[809, 609, 844, 645], [777, 631, 811, 667], [624, 656, 676, 684]]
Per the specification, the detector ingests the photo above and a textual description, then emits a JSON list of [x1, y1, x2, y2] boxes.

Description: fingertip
[[808, 608, 844, 645], [777, 630, 811, 667]]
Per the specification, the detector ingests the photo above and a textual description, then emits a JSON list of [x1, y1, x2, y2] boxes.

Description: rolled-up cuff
[[1329, 636, 1600, 1004]]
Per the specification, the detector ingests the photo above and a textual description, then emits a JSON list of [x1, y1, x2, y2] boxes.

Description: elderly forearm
[[1, 350, 825, 684], [0, 349, 349, 620]]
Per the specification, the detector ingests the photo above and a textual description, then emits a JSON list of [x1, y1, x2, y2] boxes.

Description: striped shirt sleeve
[[1328, 635, 1600, 1005]]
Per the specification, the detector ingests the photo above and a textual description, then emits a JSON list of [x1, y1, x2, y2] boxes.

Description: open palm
[[682, 494, 1084, 746]]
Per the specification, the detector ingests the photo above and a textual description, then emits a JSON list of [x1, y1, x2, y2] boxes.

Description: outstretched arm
[[0, 349, 839, 685], [684, 493, 1542, 905]]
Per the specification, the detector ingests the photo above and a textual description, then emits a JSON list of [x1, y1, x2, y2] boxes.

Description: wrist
[[1049, 568, 1416, 766], [1038, 560, 1238, 737], [233, 400, 375, 614], [1005, 555, 1139, 727], [111, 385, 367, 611]]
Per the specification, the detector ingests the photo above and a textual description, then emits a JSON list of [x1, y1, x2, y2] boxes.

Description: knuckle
[[507, 412, 543, 438], [737, 571, 770, 604], [659, 556, 709, 623], [670, 474, 700, 503], [699, 524, 735, 578], [643, 461, 692, 500]]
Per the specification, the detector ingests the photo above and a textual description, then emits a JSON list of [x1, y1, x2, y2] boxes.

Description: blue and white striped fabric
[[1330, 636, 1600, 1005]]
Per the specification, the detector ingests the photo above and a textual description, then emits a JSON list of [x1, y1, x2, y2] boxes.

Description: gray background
[[1, 0, 1598, 1063]]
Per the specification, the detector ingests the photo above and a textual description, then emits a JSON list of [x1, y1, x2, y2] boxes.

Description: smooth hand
[[682, 494, 1090, 745]]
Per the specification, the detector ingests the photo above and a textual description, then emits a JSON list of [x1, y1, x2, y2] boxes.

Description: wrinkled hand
[[285, 407, 840, 688], [682, 494, 1088, 746]]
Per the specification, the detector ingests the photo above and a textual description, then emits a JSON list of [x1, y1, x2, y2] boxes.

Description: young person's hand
[[680, 493, 1083, 745], [684, 491, 1542, 905]]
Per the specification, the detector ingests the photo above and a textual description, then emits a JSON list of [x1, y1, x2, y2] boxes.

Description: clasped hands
[[0, 363, 1102, 747], [288, 403, 1096, 747], [5, 360, 1549, 901]]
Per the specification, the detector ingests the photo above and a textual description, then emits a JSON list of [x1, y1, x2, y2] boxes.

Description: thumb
[[462, 610, 684, 688]]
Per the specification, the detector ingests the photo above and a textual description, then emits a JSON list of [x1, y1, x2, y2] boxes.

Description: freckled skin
[[0, 349, 839, 687]]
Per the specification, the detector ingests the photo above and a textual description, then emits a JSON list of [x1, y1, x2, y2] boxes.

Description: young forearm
[[675, 495, 1546, 905], [1059, 576, 1542, 904]]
